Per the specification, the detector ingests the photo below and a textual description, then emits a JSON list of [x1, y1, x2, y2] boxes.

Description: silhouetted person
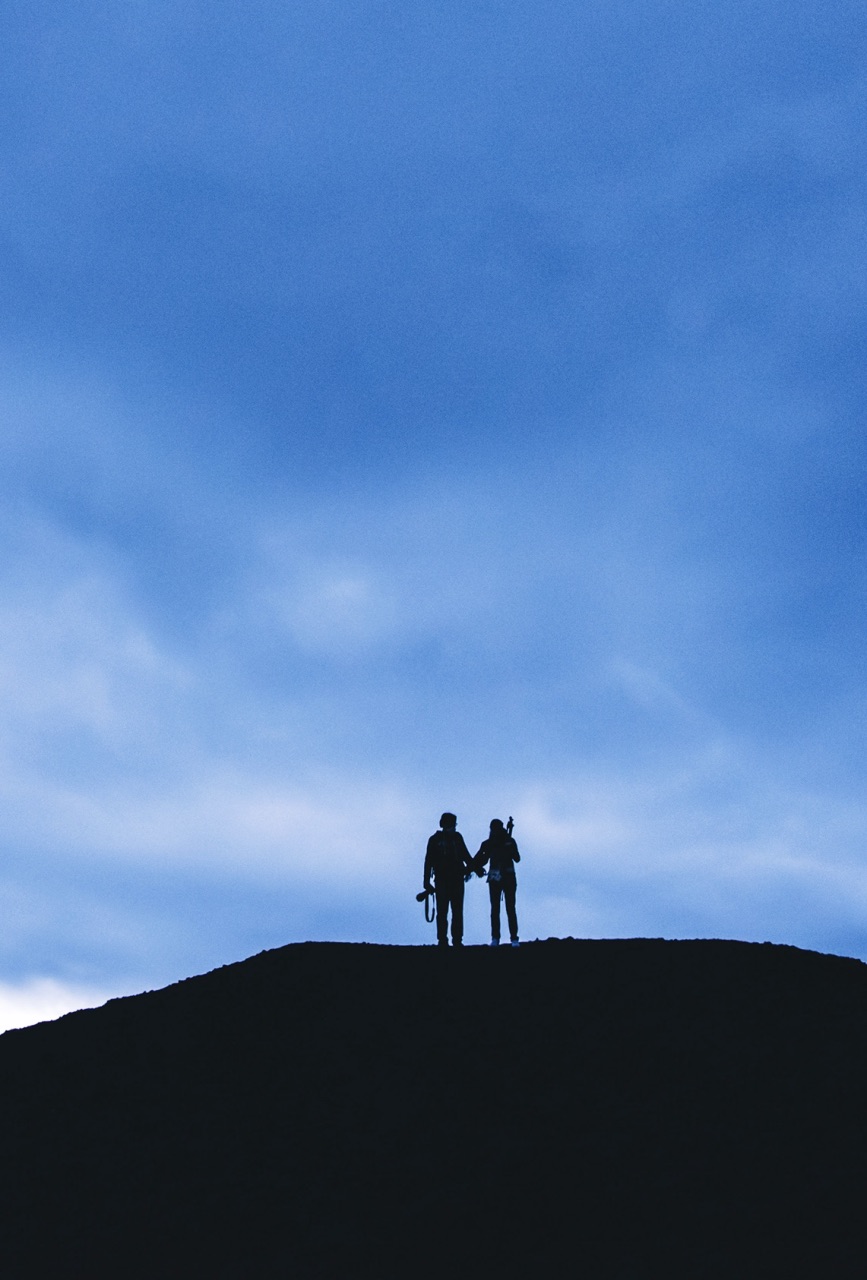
[[424, 812, 474, 948], [475, 819, 521, 946]]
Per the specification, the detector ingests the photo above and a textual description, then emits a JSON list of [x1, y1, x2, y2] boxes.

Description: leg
[[503, 876, 518, 942], [489, 880, 502, 942], [450, 880, 465, 945], [435, 886, 449, 946]]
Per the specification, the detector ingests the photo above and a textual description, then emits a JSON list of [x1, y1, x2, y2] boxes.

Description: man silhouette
[[424, 812, 474, 948], [475, 818, 521, 947]]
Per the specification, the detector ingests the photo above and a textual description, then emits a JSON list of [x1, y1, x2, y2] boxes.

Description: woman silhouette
[[474, 818, 521, 947]]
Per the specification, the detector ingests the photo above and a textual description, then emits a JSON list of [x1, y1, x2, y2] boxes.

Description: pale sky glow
[[0, 978, 117, 1036], [1, 1, 866, 1015]]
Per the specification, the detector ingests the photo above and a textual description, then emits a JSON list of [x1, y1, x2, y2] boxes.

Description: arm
[[424, 835, 436, 890], [509, 838, 520, 863]]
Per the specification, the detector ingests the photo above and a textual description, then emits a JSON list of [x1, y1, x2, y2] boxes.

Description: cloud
[[0, 978, 116, 1036], [509, 756, 867, 950], [0, 3, 865, 987], [9, 771, 419, 885], [0, 556, 189, 747]]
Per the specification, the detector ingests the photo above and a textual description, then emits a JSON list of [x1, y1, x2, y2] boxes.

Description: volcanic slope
[[1, 938, 867, 1277]]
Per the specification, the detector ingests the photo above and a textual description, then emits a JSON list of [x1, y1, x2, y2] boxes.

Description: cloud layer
[[0, 1, 865, 1004]]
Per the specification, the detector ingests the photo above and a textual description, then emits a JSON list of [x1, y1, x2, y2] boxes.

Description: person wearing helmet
[[423, 812, 474, 948], [474, 818, 521, 947]]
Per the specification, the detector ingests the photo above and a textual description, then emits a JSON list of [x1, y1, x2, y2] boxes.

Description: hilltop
[[1, 938, 866, 1277]]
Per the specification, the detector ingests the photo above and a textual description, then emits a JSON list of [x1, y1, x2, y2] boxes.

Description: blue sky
[[1, 0, 866, 1026]]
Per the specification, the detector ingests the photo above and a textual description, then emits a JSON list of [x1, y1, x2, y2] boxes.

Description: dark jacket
[[425, 829, 474, 887], [475, 835, 520, 879]]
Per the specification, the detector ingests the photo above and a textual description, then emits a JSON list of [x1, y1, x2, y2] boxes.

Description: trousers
[[435, 878, 465, 946], [489, 875, 518, 942]]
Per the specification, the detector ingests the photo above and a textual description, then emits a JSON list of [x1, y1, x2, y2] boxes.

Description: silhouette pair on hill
[[423, 812, 521, 947]]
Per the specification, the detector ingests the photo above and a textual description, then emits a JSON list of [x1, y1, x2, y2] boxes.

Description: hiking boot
[[490, 938, 500, 947], [511, 939, 520, 947]]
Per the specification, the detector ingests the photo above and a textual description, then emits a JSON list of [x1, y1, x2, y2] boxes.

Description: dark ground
[[1, 938, 866, 1277]]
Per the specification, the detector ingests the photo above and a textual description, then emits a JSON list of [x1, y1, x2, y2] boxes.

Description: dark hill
[[1, 938, 867, 1277]]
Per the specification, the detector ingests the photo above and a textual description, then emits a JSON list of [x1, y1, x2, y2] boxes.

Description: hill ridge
[[1, 936, 866, 1277]]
